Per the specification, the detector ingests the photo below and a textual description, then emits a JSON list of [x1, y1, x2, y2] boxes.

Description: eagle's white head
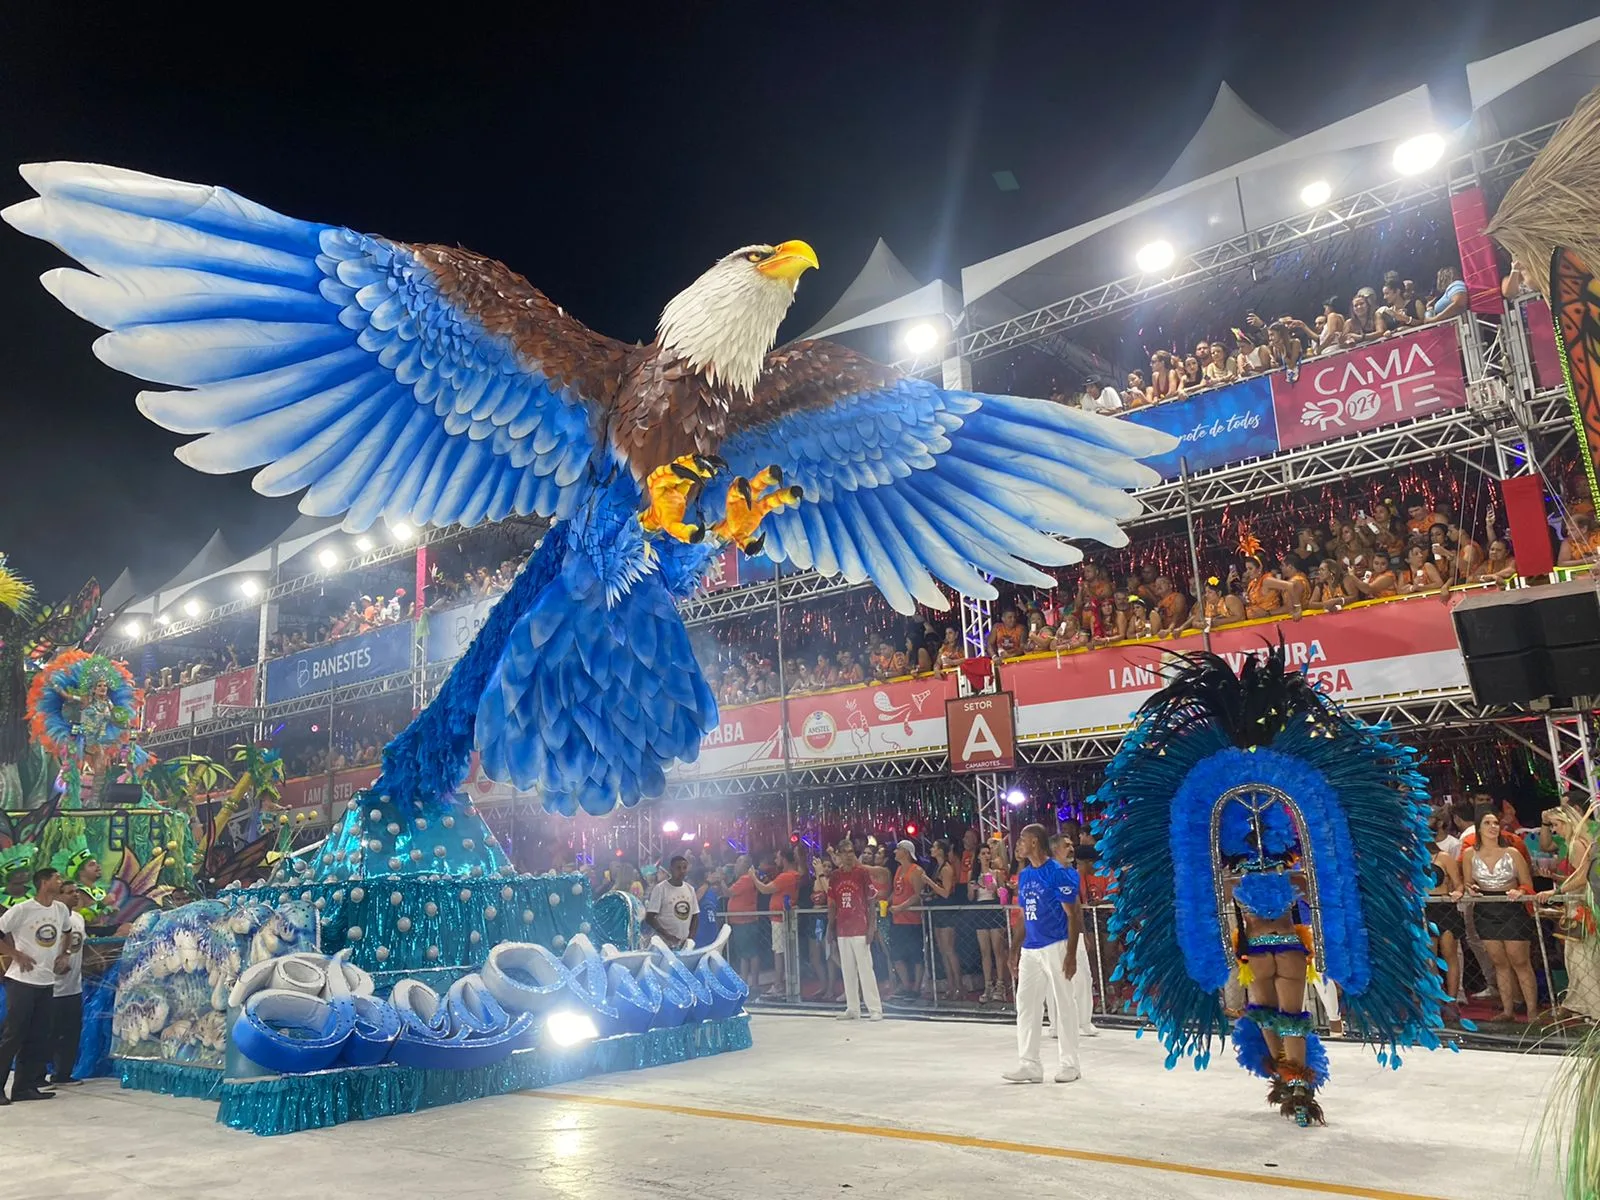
[[657, 240, 818, 396]]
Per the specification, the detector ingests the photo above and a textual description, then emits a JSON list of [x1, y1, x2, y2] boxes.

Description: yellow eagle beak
[[756, 239, 819, 281]]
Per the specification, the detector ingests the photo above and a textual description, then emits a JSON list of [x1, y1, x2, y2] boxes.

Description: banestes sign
[[945, 691, 1016, 774]]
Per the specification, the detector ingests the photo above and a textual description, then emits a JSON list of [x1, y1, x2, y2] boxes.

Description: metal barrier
[[723, 894, 1600, 1048]]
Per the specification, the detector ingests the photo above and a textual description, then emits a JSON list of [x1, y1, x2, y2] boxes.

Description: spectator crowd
[[1057, 265, 1473, 416]]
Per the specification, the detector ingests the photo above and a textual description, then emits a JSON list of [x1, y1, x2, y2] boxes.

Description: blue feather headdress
[[1091, 641, 1448, 1072]]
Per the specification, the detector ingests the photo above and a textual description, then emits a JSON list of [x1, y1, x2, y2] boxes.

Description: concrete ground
[[5, 1015, 1565, 1199]]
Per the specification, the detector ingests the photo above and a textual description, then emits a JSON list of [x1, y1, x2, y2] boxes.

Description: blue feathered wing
[[1, 162, 617, 531], [719, 345, 1176, 614]]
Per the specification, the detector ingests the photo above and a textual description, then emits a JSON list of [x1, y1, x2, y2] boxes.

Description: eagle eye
[[745, 251, 764, 263]]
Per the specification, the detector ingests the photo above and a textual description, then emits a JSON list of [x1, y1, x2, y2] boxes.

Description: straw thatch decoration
[[1487, 83, 1600, 299]]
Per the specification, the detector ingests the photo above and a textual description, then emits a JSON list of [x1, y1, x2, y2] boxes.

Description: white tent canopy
[[117, 513, 344, 618], [800, 238, 960, 342], [1149, 83, 1288, 195], [961, 84, 1435, 314], [1467, 15, 1600, 142]]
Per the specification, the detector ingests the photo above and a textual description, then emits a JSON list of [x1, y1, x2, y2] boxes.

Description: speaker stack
[[1451, 579, 1600, 706]]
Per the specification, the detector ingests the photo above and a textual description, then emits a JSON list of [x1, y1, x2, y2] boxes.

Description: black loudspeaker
[[100, 782, 144, 808], [1463, 650, 1547, 706], [1452, 580, 1600, 705]]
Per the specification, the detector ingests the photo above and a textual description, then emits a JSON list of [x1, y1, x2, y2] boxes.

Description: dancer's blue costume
[[4, 163, 1174, 827], [1092, 643, 1451, 1127]]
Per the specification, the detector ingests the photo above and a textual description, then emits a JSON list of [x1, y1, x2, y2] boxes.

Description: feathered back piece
[[1487, 83, 1600, 298], [1132, 644, 1340, 752], [1092, 640, 1448, 1072]]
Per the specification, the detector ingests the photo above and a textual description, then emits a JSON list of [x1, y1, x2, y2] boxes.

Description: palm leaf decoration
[[192, 745, 284, 871]]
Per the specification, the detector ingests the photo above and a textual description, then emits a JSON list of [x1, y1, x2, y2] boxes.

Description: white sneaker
[[836, 1011, 860, 1020], [1080, 1024, 1099, 1038], [867, 1013, 885, 1021], [1054, 1066, 1081, 1084], [1045, 1027, 1058, 1039], [1003, 1067, 1043, 1084]]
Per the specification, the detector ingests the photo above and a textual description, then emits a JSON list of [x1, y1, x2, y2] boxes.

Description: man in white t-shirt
[[644, 855, 699, 949], [0, 867, 68, 1103], [1079, 378, 1122, 415], [46, 881, 87, 1088]]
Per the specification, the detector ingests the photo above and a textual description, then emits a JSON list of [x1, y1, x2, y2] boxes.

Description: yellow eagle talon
[[708, 465, 803, 548], [642, 454, 715, 543]]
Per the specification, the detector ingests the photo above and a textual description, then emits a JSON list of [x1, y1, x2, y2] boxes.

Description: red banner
[[672, 674, 959, 780], [1524, 297, 1565, 393], [1005, 595, 1468, 738], [142, 688, 182, 732], [141, 667, 256, 732], [673, 598, 1470, 778], [1270, 326, 1468, 450], [279, 764, 382, 812]]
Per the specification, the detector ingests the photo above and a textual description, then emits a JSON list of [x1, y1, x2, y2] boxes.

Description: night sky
[[0, 2, 1591, 600]]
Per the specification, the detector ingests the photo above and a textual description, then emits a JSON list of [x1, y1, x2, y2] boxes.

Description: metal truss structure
[[942, 121, 1559, 367], [1127, 386, 1573, 528], [1544, 708, 1600, 805], [677, 568, 863, 627], [140, 708, 259, 749]]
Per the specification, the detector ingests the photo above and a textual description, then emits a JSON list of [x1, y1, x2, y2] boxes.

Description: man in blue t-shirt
[[1005, 824, 1083, 1084], [1426, 265, 1470, 323]]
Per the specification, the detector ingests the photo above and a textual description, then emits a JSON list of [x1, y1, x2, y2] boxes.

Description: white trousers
[[1044, 939, 1096, 1033], [838, 934, 883, 1017], [1017, 940, 1079, 1072]]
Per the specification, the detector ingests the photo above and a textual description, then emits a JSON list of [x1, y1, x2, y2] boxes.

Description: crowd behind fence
[[694, 894, 1597, 1046]]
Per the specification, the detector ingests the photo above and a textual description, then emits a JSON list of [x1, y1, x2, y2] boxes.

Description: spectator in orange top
[[1181, 577, 1245, 632], [934, 628, 965, 672], [868, 641, 897, 682], [1404, 494, 1448, 536], [1446, 525, 1485, 582], [1558, 512, 1600, 567], [1123, 371, 1150, 409], [1242, 557, 1283, 620], [1150, 576, 1189, 635], [989, 609, 1026, 659], [1470, 539, 1519, 584], [1397, 544, 1444, 594], [1354, 551, 1399, 599], [748, 849, 801, 998], [1078, 562, 1114, 612], [835, 650, 865, 685], [1307, 559, 1358, 612], [1262, 553, 1311, 615]]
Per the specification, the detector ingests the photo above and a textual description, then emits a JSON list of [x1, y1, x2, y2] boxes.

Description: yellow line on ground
[[517, 1090, 1448, 1200]]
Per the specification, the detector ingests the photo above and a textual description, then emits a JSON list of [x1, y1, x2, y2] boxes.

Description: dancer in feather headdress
[[1092, 642, 1450, 1128]]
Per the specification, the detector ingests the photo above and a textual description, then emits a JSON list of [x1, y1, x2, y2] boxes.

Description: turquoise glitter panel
[[216, 1015, 754, 1136], [231, 873, 593, 977]]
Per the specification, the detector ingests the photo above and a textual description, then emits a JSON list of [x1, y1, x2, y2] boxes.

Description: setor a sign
[[946, 691, 1016, 774]]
